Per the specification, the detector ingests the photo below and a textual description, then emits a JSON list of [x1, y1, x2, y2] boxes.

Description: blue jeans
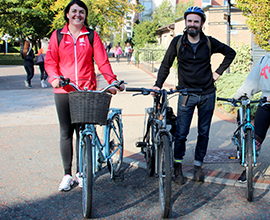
[[174, 92, 215, 166]]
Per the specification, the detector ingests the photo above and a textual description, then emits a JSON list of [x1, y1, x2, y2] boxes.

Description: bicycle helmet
[[184, 6, 206, 22]]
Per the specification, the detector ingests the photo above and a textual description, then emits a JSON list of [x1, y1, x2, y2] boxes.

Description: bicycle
[[217, 95, 267, 202], [59, 76, 125, 218], [126, 86, 202, 218]]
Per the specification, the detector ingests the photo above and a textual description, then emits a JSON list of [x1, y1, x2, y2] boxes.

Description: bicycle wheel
[[158, 134, 172, 218], [109, 114, 123, 174], [245, 129, 253, 202], [82, 135, 93, 218], [145, 121, 155, 177]]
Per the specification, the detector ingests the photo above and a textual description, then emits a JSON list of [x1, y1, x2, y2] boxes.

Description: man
[[152, 6, 236, 184]]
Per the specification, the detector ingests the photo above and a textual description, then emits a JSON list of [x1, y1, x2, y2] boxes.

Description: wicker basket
[[68, 91, 112, 125]]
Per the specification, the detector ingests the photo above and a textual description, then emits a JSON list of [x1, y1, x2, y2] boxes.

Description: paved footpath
[[1, 60, 270, 219]]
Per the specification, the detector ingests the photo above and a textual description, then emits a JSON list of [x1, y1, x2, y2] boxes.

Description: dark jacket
[[23, 48, 35, 66], [154, 31, 236, 95]]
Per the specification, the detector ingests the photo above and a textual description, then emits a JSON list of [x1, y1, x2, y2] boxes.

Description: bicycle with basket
[[217, 95, 267, 202], [126, 86, 202, 218], [60, 76, 125, 218]]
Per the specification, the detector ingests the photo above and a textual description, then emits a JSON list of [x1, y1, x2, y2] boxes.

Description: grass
[[0, 53, 24, 65]]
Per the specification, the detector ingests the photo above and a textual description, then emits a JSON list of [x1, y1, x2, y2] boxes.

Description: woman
[[124, 42, 133, 64], [234, 35, 270, 183], [36, 41, 48, 88], [114, 43, 122, 65], [22, 40, 35, 88], [45, 0, 124, 191]]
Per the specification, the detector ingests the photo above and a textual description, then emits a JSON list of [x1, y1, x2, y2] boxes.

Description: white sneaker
[[76, 172, 83, 188], [58, 175, 74, 191], [41, 80, 47, 88]]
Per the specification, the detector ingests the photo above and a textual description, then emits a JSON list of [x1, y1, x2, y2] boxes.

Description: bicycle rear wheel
[[246, 129, 253, 202], [82, 135, 93, 218], [109, 114, 123, 174], [158, 134, 172, 218]]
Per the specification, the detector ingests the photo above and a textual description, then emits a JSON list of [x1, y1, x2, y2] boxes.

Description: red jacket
[[45, 24, 117, 93]]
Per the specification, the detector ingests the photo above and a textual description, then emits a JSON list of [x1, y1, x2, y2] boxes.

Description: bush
[[0, 53, 23, 65], [8, 46, 20, 53]]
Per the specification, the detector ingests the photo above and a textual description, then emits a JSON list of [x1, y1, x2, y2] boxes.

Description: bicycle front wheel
[[246, 129, 253, 202], [82, 135, 93, 218], [109, 114, 123, 174], [158, 134, 172, 218]]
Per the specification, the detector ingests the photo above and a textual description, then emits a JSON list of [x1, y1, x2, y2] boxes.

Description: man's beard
[[186, 26, 202, 37]]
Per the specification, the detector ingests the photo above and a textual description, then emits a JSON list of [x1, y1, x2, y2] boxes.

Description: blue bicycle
[[60, 76, 124, 218], [217, 95, 267, 202]]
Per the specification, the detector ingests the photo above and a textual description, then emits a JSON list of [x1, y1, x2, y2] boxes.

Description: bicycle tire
[[109, 114, 123, 174], [82, 135, 93, 218], [246, 129, 253, 202], [158, 134, 172, 218], [145, 121, 155, 177]]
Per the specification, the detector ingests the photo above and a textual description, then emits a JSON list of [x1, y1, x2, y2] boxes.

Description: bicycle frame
[[78, 108, 123, 178]]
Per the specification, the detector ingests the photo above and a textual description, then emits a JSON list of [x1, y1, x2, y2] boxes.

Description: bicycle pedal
[[136, 141, 147, 148]]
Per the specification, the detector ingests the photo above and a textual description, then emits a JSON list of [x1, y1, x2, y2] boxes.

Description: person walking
[[234, 35, 270, 183], [124, 42, 133, 64], [21, 40, 35, 88], [151, 6, 236, 184], [36, 41, 48, 88], [45, 0, 124, 191], [114, 43, 122, 65]]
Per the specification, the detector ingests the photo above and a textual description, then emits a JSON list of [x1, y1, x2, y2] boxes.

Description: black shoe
[[173, 162, 185, 185], [238, 169, 247, 183], [194, 165, 204, 182]]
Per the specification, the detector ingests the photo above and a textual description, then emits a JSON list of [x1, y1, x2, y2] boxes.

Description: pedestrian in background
[[124, 42, 133, 64], [114, 43, 122, 65], [151, 6, 236, 184], [21, 40, 35, 89], [36, 40, 48, 88], [45, 0, 124, 192], [234, 35, 270, 183]]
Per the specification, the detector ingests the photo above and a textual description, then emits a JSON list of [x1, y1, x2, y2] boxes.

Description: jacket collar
[[183, 31, 207, 45]]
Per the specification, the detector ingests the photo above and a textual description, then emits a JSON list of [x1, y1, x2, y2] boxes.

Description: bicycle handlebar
[[217, 96, 267, 107], [59, 76, 124, 93], [125, 87, 202, 96]]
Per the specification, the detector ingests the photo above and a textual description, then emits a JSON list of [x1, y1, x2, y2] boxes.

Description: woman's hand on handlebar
[[52, 78, 60, 88], [107, 82, 125, 95]]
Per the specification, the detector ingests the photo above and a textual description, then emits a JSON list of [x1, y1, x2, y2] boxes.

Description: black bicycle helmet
[[184, 6, 206, 22]]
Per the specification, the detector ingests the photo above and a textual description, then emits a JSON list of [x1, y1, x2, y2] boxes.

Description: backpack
[[176, 34, 211, 58], [56, 27, 94, 47]]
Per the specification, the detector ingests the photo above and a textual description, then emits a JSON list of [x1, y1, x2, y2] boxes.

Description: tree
[[152, 0, 175, 27], [0, 0, 54, 51], [175, 0, 194, 19], [132, 20, 159, 48], [51, 0, 141, 39], [236, 0, 270, 50]]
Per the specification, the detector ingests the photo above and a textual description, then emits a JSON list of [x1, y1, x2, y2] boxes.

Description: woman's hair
[[22, 40, 30, 59], [64, 0, 89, 27]]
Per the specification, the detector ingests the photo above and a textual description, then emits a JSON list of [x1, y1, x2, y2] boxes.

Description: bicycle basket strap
[[68, 91, 112, 125]]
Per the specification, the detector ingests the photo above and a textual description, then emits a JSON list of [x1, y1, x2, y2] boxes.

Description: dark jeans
[[24, 65, 34, 85], [55, 93, 80, 175], [39, 64, 48, 81], [127, 53, 132, 63], [116, 54, 120, 62], [174, 92, 215, 165], [254, 104, 270, 143]]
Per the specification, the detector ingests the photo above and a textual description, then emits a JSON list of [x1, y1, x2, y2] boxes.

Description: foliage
[[51, 0, 141, 39], [229, 41, 252, 73], [0, 0, 54, 50], [152, 0, 175, 27], [175, 0, 194, 19], [236, 0, 270, 51], [132, 20, 159, 48], [0, 53, 24, 65]]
